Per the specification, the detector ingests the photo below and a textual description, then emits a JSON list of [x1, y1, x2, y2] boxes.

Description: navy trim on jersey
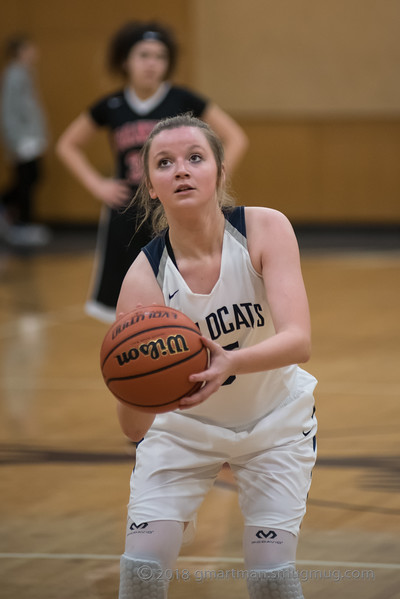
[[142, 231, 168, 278], [165, 231, 178, 267], [223, 206, 247, 248], [223, 205, 246, 237]]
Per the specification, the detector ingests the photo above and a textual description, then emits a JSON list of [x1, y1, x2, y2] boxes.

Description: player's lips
[[174, 184, 195, 193]]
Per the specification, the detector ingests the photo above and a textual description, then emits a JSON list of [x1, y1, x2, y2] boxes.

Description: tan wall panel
[[193, 0, 400, 115], [232, 119, 400, 223]]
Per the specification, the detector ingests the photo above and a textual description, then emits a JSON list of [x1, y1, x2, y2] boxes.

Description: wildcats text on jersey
[[196, 302, 265, 341]]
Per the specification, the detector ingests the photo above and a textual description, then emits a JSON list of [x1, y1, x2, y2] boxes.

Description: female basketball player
[[115, 114, 317, 599], [56, 21, 248, 323]]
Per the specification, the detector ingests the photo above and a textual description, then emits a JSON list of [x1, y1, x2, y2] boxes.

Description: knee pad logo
[[129, 522, 149, 530], [256, 530, 277, 540], [252, 530, 283, 545]]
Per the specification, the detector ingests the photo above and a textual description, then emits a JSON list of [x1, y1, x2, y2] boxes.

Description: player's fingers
[[199, 336, 221, 353], [178, 379, 219, 409], [188, 370, 208, 383]]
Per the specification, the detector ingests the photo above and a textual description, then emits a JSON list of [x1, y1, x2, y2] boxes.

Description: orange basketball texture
[[100, 305, 208, 413]]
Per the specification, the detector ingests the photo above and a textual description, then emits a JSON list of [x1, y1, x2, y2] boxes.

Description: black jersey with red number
[[89, 85, 208, 188]]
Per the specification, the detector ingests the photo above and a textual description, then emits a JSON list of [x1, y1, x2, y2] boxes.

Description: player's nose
[[174, 159, 190, 177]]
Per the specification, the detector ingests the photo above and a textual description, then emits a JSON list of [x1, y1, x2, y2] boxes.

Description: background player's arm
[[202, 103, 249, 175], [56, 112, 130, 208], [114, 253, 165, 441]]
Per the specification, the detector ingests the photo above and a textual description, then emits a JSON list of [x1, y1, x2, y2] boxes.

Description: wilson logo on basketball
[[115, 334, 190, 365]]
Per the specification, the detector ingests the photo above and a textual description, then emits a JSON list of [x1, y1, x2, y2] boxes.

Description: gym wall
[[1, 0, 399, 224]]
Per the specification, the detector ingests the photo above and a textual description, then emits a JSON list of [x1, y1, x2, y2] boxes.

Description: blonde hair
[[132, 114, 235, 234]]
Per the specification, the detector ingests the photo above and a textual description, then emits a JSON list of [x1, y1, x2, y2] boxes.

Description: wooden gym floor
[[0, 229, 399, 598]]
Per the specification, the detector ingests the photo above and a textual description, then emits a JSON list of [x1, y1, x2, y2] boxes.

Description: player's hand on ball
[[179, 337, 235, 409]]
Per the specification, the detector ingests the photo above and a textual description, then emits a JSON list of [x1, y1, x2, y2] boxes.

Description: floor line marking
[[0, 553, 398, 570]]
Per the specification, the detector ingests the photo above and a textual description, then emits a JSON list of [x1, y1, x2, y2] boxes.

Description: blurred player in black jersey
[[57, 21, 248, 322]]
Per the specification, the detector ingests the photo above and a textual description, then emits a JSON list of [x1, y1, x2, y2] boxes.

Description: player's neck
[[169, 209, 225, 260], [128, 82, 163, 101]]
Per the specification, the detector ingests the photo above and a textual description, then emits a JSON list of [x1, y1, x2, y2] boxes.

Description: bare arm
[[180, 207, 311, 408], [202, 103, 249, 175], [56, 112, 131, 208], [114, 252, 165, 441], [232, 207, 311, 369]]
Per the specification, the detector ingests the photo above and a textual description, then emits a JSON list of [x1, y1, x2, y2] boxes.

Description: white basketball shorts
[[127, 379, 317, 537]]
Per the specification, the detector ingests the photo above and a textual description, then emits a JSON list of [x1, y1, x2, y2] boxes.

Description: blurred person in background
[[57, 20, 248, 323], [0, 33, 51, 247]]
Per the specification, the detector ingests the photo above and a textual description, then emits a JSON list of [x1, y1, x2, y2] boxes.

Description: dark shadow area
[[1, 222, 399, 256], [294, 223, 400, 253]]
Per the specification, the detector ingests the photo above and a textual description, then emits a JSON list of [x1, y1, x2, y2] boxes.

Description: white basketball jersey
[[143, 207, 316, 428]]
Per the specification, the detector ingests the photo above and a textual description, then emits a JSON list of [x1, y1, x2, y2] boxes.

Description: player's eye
[[158, 158, 172, 168], [156, 51, 168, 62], [189, 154, 203, 163]]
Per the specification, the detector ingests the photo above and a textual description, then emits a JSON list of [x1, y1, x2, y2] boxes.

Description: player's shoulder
[[168, 84, 194, 97], [90, 89, 125, 110], [168, 84, 207, 103], [245, 207, 298, 266], [118, 250, 163, 313], [222, 206, 293, 244], [245, 206, 294, 232], [142, 232, 168, 278], [124, 248, 158, 284]]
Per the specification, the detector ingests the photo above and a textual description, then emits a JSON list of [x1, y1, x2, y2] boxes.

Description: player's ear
[[221, 164, 226, 186], [218, 164, 226, 190], [148, 185, 158, 200]]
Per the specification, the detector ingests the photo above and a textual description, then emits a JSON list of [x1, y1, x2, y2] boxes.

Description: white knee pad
[[118, 554, 167, 599], [247, 564, 304, 599]]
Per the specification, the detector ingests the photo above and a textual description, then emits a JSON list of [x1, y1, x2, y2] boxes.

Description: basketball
[[100, 305, 208, 413]]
